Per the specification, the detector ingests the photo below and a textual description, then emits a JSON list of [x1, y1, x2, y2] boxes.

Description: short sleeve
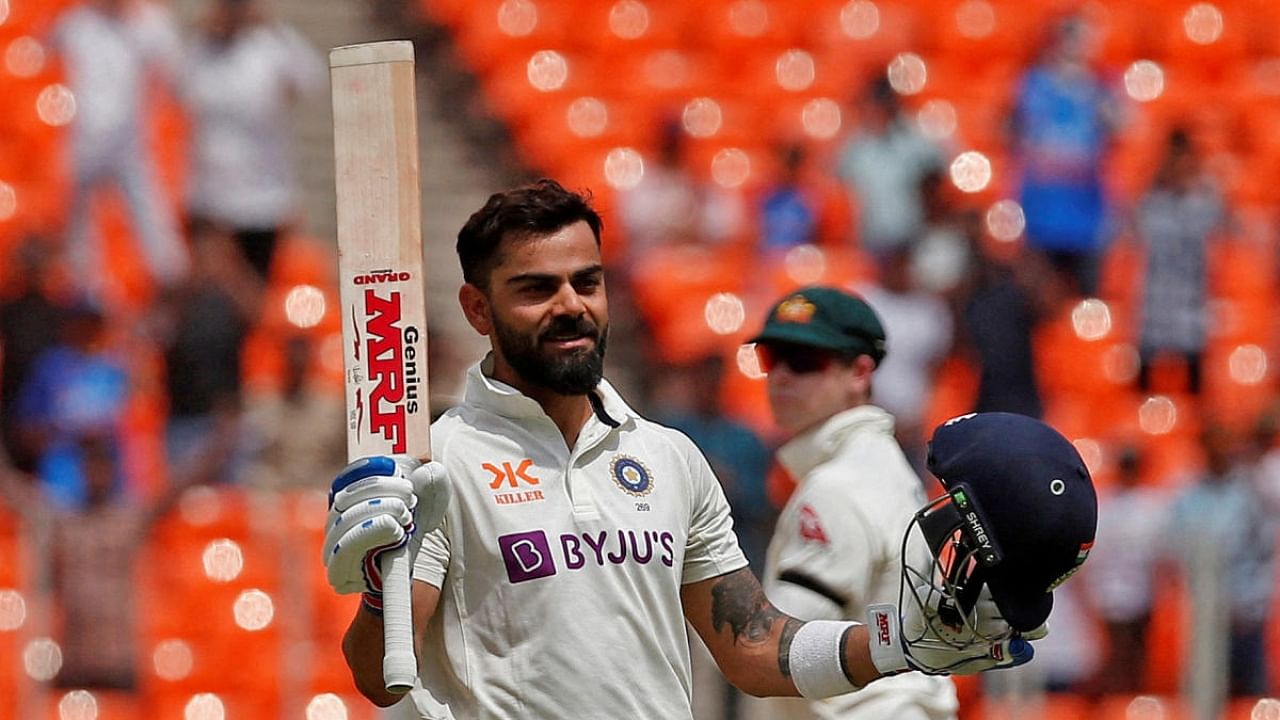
[[681, 440, 749, 584]]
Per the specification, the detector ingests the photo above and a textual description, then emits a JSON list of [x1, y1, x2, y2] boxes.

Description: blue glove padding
[[322, 455, 450, 597]]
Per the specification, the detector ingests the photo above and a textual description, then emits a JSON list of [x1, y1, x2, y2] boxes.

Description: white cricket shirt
[[762, 405, 958, 720], [412, 358, 748, 719]]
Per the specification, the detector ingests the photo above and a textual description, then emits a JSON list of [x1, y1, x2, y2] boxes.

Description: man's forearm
[[342, 604, 402, 707]]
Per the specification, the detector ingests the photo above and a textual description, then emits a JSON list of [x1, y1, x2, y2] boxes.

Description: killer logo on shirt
[[798, 504, 829, 545], [484, 459, 546, 506], [611, 455, 654, 497]]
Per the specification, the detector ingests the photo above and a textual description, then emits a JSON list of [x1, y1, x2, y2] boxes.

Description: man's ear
[[458, 283, 492, 336]]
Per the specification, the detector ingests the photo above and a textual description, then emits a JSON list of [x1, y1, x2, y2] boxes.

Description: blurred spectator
[[1010, 14, 1120, 298], [836, 75, 946, 265], [182, 0, 324, 281], [910, 169, 972, 298], [957, 240, 1057, 418], [756, 141, 851, 252], [9, 303, 130, 509], [1082, 445, 1169, 695], [51, 0, 188, 300], [1, 237, 73, 474], [859, 246, 953, 471], [1132, 128, 1225, 396], [1166, 424, 1275, 697], [0, 442, 212, 690], [649, 354, 773, 566], [616, 117, 746, 259], [242, 333, 346, 490], [155, 220, 258, 484], [1249, 404, 1280, 515]]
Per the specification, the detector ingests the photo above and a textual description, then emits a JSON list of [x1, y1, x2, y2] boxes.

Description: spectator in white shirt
[[52, 0, 188, 300], [182, 0, 323, 281]]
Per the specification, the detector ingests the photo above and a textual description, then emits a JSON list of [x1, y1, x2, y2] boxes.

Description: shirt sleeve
[[680, 437, 749, 584]]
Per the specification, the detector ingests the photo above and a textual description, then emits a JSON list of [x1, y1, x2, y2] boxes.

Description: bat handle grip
[[381, 546, 417, 693]]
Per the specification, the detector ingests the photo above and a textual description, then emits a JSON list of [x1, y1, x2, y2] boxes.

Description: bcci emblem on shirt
[[611, 455, 654, 497]]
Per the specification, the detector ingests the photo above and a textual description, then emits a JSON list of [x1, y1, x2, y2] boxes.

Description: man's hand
[[868, 586, 1046, 676], [322, 455, 450, 613]]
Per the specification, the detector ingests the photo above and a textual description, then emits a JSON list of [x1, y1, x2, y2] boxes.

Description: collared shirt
[[412, 357, 748, 719], [761, 405, 958, 720]]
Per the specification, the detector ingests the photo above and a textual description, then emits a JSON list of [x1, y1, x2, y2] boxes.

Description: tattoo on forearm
[[777, 616, 802, 677], [709, 569, 803, 677]]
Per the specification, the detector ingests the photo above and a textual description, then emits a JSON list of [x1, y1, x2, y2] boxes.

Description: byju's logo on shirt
[[498, 530, 557, 583], [497, 528, 677, 584]]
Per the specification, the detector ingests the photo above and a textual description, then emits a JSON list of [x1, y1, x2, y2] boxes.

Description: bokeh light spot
[[153, 639, 194, 681], [202, 539, 244, 583], [604, 147, 644, 189], [1138, 397, 1177, 436], [233, 589, 275, 631], [784, 245, 828, 285], [916, 99, 957, 140], [0, 588, 25, 630], [949, 151, 991, 193], [737, 343, 766, 379], [24, 637, 62, 681], [887, 52, 927, 95], [775, 49, 815, 92], [609, 0, 650, 39], [566, 97, 608, 138], [58, 690, 98, 720], [1071, 298, 1112, 341], [1228, 344, 1267, 385], [184, 693, 226, 720], [6, 36, 45, 77], [284, 284, 326, 329], [306, 694, 350, 720], [1124, 60, 1165, 102], [37, 84, 76, 126], [526, 51, 568, 92], [985, 199, 1025, 241], [711, 148, 751, 188], [801, 98, 842, 139], [728, 0, 769, 37], [1183, 3, 1223, 45], [704, 293, 746, 335], [496, 0, 537, 37], [682, 97, 723, 138], [839, 0, 880, 39]]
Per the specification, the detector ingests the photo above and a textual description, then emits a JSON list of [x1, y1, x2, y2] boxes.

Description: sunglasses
[[756, 344, 850, 374]]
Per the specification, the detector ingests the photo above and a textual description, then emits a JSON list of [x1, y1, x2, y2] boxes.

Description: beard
[[492, 312, 608, 395]]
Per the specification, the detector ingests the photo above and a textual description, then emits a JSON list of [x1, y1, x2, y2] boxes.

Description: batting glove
[[867, 586, 1046, 676], [322, 455, 450, 614]]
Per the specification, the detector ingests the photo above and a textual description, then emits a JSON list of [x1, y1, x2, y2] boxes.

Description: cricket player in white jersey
[[322, 180, 1059, 719], [749, 287, 958, 720]]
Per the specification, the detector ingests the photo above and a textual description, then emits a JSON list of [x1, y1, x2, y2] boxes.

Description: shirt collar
[[464, 353, 634, 429], [776, 404, 896, 481]]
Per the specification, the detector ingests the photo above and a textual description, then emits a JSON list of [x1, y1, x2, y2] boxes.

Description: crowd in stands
[[2, 0, 1280, 717]]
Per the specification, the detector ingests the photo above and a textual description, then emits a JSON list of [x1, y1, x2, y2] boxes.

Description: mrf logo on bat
[[348, 269, 424, 453]]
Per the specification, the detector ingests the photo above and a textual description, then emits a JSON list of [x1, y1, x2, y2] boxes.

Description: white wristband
[[788, 620, 860, 698], [867, 604, 909, 674]]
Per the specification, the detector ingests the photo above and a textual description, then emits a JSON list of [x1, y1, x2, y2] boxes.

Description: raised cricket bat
[[330, 40, 430, 695]]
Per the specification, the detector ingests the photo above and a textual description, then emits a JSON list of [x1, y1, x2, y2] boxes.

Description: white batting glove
[[867, 586, 1045, 676], [322, 455, 450, 614]]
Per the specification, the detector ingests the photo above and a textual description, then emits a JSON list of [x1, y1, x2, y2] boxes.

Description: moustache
[[539, 316, 600, 344]]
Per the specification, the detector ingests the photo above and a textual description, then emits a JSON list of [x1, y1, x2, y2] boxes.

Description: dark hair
[[456, 178, 603, 288]]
